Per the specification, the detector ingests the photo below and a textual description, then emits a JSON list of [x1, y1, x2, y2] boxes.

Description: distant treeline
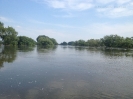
[[1, 22, 133, 48], [0, 22, 58, 47], [60, 35, 133, 48]]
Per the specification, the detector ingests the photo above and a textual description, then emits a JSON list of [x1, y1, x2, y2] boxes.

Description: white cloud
[[95, 1, 133, 18], [34, 0, 133, 18], [36, 0, 94, 11]]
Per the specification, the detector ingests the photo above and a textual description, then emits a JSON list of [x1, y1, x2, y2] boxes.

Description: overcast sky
[[0, 0, 133, 43]]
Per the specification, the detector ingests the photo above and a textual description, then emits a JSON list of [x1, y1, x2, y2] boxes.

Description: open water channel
[[0, 45, 133, 99]]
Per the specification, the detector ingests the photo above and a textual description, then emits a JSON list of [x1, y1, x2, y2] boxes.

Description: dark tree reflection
[[18, 46, 35, 52], [0, 46, 17, 68], [37, 45, 57, 53]]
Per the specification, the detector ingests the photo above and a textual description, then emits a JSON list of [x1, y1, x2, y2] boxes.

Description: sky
[[0, 0, 133, 43]]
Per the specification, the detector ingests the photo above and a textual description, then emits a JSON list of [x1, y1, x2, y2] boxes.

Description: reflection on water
[[0, 46, 17, 68], [0, 45, 133, 99], [18, 46, 34, 52], [37, 45, 57, 53]]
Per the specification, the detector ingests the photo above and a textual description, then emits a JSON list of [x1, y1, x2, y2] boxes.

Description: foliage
[[50, 38, 58, 45], [68, 41, 75, 45], [60, 42, 67, 45], [0, 22, 18, 46], [36, 35, 48, 42], [74, 40, 86, 46], [121, 37, 133, 48], [37, 36, 54, 47], [101, 35, 124, 47], [101, 35, 133, 48], [37, 35, 55, 47], [18, 36, 36, 46], [86, 39, 101, 47]]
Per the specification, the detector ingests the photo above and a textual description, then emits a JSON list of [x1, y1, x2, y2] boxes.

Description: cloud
[[35, 0, 94, 11], [95, 0, 133, 18], [34, 0, 133, 18]]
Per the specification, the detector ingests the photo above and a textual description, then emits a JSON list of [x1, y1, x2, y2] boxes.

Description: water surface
[[0, 45, 133, 99]]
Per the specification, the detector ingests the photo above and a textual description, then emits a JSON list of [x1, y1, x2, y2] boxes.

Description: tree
[[0, 22, 5, 41], [36, 35, 48, 42], [18, 36, 36, 46], [102, 35, 124, 48], [3, 27, 18, 46], [37, 35, 55, 47], [86, 39, 101, 47], [0, 22, 18, 46], [50, 38, 58, 45], [60, 42, 67, 45], [121, 37, 133, 48], [74, 40, 86, 46], [36, 35, 57, 47], [68, 41, 75, 45]]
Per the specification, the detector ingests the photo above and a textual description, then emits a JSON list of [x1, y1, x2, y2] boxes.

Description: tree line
[[1, 22, 133, 48], [0, 22, 58, 47], [60, 35, 133, 48]]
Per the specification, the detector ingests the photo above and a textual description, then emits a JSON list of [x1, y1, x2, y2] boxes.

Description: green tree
[[36, 35, 48, 42], [18, 36, 36, 46], [68, 41, 75, 45], [0, 22, 5, 42], [74, 40, 86, 46], [102, 35, 124, 48], [37, 35, 54, 47], [37, 35, 57, 47], [121, 37, 133, 48], [86, 39, 101, 47], [0, 22, 18, 46], [50, 38, 58, 45], [60, 42, 67, 45]]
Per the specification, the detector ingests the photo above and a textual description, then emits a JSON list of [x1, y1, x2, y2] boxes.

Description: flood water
[[0, 45, 133, 99]]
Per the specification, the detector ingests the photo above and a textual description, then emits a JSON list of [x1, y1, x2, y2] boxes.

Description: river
[[0, 45, 133, 99]]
